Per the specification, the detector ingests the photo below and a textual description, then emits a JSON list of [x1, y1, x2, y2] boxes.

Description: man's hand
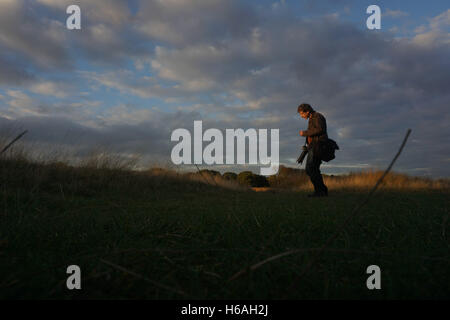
[[299, 130, 307, 136]]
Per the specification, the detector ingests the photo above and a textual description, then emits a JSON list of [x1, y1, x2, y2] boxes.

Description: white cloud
[[150, 45, 229, 91], [272, 0, 286, 10], [429, 9, 450, 29], [7, 90, 32, 107], [4, 90, 39, 117], [80, 70, 157, 98], [384, 9, 409, 18], [0, 0, 22, 11], [250, 66, 271, 76], [412, 9, 450, 46], [96, 104, 155, 125], [30, 81, 69, 98]]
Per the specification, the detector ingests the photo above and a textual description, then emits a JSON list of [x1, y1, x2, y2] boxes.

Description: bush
[[252, 174, 269, 187], [267, 174, 279, 187], [199, 169, 220, 177], [237, 171, 269, 187], [237, 171, 254, 186], [223, 172, 237, 180]]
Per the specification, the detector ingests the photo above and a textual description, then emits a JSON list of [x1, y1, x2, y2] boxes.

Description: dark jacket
[[304, 111, 328, 149]]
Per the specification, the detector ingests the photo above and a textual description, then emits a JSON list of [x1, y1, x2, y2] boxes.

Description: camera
[[296, 145, 308, 164]]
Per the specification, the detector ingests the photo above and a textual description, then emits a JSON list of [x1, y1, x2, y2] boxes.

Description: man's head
[[298, 103, 314, 119]]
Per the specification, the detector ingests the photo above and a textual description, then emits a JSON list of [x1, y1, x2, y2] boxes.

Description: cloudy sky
[[0, 0, 449, 177]]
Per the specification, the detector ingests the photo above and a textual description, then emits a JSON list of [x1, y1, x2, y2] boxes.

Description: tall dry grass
[[0, 134, 245, 193], [293, 170, 450, 192], [1, 133, 448, 193]]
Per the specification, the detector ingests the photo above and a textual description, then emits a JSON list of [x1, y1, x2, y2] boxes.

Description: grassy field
[[0, 158, 449, 299]]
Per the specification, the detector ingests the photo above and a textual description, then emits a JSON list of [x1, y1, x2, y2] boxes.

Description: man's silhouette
[[298, 103, 328, 197]]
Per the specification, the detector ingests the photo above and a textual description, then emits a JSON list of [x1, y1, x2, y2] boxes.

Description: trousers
[[305, 146, 328, 195]]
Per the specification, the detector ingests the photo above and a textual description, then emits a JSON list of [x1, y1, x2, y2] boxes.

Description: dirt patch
[[251, 187, 272, 192]]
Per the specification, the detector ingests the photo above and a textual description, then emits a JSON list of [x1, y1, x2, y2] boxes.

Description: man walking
[[298, 103, 328, 197]]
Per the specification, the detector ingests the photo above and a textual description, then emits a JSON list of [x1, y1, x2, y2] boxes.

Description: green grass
[[0, 159, 449, 299]]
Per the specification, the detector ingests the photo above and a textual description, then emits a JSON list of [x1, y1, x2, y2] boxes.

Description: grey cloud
[[71, 24, 149, 64], [136, 0, 258, 47], [0, 114, 170, 160], [300, 0, 355, 15], [0, 52, 35, 85], [79, 6, 450, 177], [0, 0, 148, 81], [0, 0, 69, 69]]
